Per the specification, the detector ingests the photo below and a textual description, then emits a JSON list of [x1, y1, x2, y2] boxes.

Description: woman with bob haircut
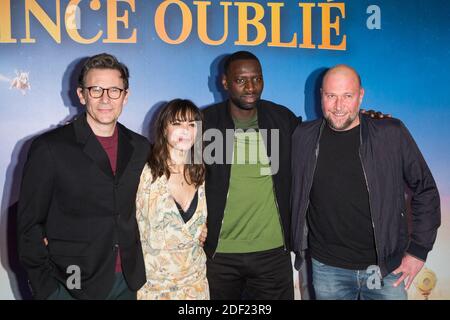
[[136, 99, 209, 300]]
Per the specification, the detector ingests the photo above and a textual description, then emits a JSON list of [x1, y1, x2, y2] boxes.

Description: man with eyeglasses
[[17, 53, 149, 300]]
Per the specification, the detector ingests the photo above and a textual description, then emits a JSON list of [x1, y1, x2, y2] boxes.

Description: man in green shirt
[[203, 51, 300, 299]]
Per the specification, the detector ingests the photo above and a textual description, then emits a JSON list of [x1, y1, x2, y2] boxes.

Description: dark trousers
[[47, 272, 136, 300], [206, 246, 294, 300]]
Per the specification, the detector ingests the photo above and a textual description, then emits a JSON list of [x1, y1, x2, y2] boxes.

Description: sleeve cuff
[[406, 241, 429, 262]]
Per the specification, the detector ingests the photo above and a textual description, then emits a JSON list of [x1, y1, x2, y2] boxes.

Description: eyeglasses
[[83, 86, 125, 99]]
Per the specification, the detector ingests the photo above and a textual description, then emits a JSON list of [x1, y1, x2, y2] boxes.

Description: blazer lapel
[[115, 123, 134, 181], [73, 114, 114, 179]]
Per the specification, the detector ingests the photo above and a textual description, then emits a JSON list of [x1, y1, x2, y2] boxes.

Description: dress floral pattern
[[136, 164, 209, 300]]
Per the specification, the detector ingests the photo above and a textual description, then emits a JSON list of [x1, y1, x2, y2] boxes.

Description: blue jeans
[[312, 258, 407, 300]]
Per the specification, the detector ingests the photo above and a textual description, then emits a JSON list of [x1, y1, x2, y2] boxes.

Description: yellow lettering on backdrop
[[22, 0, 61, 43], [103, 0, 136, 43], [234, 2, 266, 46], [0, 0, 16, 43], [194, 1, 231, 46], [298, 3, 315, 49], [65, 0, 102, 44], [0, 0, 348, 50], [155, 0, 192, 44], [267, 2, 296, 48], [318, 2, 346, 50]]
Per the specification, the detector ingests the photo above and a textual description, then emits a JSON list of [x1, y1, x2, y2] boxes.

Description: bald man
[[290, 65, 440, 300]]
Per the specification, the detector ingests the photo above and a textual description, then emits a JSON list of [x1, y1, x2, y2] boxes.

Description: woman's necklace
[[170, 171, 186, 186]]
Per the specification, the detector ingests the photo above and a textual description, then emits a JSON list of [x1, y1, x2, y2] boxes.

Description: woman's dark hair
[[148, 99, 205, 188]]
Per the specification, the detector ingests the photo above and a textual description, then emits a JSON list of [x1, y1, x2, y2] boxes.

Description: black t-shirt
[[307, 124, 377, 270]]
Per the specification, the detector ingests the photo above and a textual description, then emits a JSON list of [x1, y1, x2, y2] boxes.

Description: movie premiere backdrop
[[0, 0, 449, 300]]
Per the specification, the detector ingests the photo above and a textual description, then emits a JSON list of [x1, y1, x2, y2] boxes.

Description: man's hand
[[392, 254, 425, 290], [361, 109, 392, 119], [43, 237, 48, 246], [198, 224, 207, 247]]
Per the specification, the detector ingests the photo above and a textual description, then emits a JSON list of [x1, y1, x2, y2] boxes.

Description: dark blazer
[[17, 114, 149, 299], [202, 100, 301, 257]]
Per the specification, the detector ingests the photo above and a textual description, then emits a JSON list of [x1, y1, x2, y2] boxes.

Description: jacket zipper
[[300, 123, 323, 256], [358, 127, 381, 276]]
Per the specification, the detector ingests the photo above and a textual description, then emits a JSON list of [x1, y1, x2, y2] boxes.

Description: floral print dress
[[136, 164, 209, 300]]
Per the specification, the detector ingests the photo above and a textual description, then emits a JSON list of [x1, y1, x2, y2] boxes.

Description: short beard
[[325, 113, 358, 131]]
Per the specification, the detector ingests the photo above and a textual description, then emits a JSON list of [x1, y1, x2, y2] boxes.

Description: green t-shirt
[[216, 113, 284, 253]]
